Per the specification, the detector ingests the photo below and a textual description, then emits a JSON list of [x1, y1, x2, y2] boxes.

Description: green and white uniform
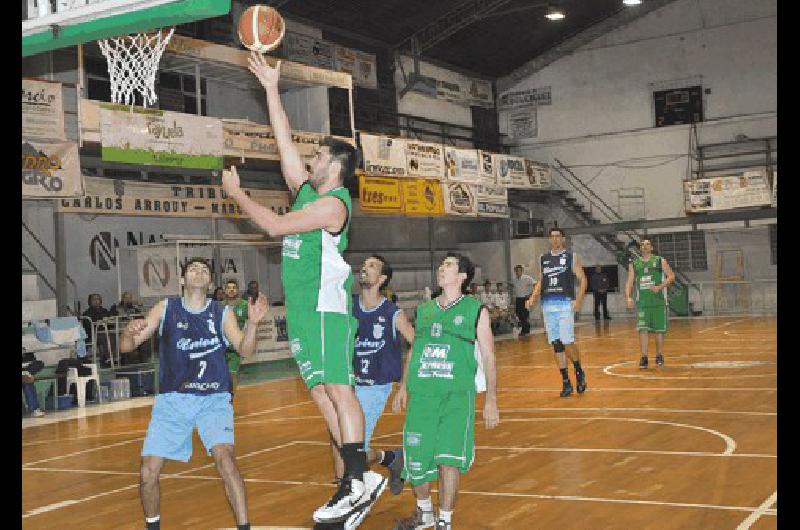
[[402, 295, 482, 486], [633, 255, 668, 333], [225, 298, 248, 373], [282, 182, 356, 389]]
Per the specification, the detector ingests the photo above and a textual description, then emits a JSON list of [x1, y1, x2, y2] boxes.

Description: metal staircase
[[551, 159, 692, 316]]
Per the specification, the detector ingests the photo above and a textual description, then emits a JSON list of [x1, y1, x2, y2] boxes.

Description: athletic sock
[[379, 449, 396, 467], [559, 368, 569, 383], [417, 497, 433, 511], [439, 509, 453, 523], [573, 360, 583, 374], [237, 524, 250, 530], [145, 516, 160, 530], [341, 442, 367, 482]]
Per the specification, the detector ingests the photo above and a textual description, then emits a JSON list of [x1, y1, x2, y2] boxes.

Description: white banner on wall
[[771, 171, 777, 207], [498, 86, 552, 109], [21, 140, 83, 198], [22, 78, 66, 140], [476, 183, 509, 218], [479, 151, 495, 184], [494, 155, 528, 187], [444, 147, 480, 183], [684, 171, 773, 212], [443, 182, 478, 217], [525, 160, 551, 189], [405, 140, 445, 179], [507, 107, 538, 140], [360, 134, 407, 176]]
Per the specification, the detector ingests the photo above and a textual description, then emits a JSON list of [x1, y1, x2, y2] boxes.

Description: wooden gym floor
[[22, 315, 777, 529]]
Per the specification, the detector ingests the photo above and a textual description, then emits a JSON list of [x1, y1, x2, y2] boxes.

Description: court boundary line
[[735, 490, 777, 529]]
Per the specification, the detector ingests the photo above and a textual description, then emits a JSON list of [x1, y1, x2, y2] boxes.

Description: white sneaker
[[314, 471, 387, 524], [32, 409, 45, 418], [313, 475, 367, 523]]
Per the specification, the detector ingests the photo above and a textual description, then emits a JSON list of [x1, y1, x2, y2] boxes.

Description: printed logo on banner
[[90, 232, 119, 271], [142, 257, 171, 289]]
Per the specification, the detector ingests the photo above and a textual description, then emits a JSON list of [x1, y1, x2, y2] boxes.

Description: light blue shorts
[[541, 297, 575, 345], [142, 392, 234, 462], [355, 383, 393, 450]]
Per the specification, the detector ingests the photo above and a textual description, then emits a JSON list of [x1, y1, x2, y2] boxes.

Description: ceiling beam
[[497, 0, 680, 93]]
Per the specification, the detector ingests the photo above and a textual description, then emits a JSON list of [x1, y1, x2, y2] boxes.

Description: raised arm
[[222, 166, 346, 236], [223, 293, 269, 358], [247, 52, 308, 193], [119, 300, 166, 353], [476, 307, 499, 429]]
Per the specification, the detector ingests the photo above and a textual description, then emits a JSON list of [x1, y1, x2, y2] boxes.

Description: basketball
[[237, 5, 285, 53]]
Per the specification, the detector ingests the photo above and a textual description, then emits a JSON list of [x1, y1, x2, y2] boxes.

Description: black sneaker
[[656, 354, 664, 367], [387, 447, 405, 495], [576, 370, 587, 394], [639, 356, 649, 369], [560, 380, 573, 397]]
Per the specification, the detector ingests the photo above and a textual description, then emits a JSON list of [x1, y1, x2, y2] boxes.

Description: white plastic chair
[[66, 363, 99, 408]]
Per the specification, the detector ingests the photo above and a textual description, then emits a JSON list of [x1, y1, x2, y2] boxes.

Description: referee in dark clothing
[[513, 265, 535, 336], [590, 265, 611, 320]]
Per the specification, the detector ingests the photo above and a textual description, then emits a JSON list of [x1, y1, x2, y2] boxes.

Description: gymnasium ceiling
[[266, 0, 670, 80]]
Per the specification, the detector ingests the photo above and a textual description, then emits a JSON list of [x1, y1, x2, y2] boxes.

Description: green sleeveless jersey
[[633, 255, 667, 307], [407, 295, 482, 395], [281, 182, 353, 313]]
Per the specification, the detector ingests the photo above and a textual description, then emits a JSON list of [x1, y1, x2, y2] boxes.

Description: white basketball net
[[98, 28, 175, 108]]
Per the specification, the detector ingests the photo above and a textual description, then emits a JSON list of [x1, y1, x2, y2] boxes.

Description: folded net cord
[[98, 28, 175, 107]]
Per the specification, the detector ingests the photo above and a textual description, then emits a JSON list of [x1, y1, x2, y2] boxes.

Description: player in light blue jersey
[[120, 257, 269, 530]]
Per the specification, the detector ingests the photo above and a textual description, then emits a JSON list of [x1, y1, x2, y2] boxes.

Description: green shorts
[[401, 391, 476, 486], [287, 310, 356, 389], [225, 349, 242, 374], [637, 304, 668, 333]]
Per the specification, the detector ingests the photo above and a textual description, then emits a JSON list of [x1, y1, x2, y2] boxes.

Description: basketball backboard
[[22, 0, 231, 57]]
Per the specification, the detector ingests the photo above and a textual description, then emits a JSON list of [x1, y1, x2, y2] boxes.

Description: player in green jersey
[[223, 279, 249, 397], [392, 253, 500, 530], [222, 52, 386, 526], [625, 239, 675, 368]]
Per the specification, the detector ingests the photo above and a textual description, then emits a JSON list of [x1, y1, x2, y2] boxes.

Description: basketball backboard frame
[[22, 0, 231, 57]]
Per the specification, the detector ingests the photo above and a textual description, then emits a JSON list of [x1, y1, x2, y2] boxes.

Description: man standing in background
[[590, 266, 611, 321], [513, 265, 534, 337]]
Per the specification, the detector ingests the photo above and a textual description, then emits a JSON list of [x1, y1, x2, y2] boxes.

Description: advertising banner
[[56, 177, 291, 218], [444, 147, 481, 183], [405, 140, 445, 179], [360, 134, 406, 176], [684, 171, 773, 212], [507, 107, 538, 140], [358, 175, 403, 213], [476, 183, 509, 218], [334, 45, 377, 89], [402, 178, 444, 216], [443, 182, 478, 217], [525, 160, 552, 188], [22, 78, 65, 140], [479, 151, 495, 184], [21, 140, 83, 198], [136, 246, 180, 298], [283, 32, 334, 69], [494, 155, 528, 187], [498, 86, 552, 109], [100, 104, 224, 169]]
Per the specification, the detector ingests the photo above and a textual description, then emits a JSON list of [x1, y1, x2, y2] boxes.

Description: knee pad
[[552, 339, 565, 353]]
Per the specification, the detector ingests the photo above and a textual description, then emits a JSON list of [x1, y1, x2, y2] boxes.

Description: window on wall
[[769, 224, 777, 265], [650, 231, 707, 271]]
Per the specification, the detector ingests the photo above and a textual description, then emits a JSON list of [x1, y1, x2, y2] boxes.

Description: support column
[[54, 211, 68, 316]]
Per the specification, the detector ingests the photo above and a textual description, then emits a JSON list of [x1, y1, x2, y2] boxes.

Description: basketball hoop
[[98, 28, 175, 108]]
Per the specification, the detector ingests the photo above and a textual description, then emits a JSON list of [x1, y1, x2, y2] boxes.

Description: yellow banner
[[358, 174, 402, 213], [402, 178, 444, 216]]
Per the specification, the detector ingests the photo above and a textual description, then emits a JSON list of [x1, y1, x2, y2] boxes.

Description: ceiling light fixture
[[545, 5, 565, 21], [623, 0, 643, 5]]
